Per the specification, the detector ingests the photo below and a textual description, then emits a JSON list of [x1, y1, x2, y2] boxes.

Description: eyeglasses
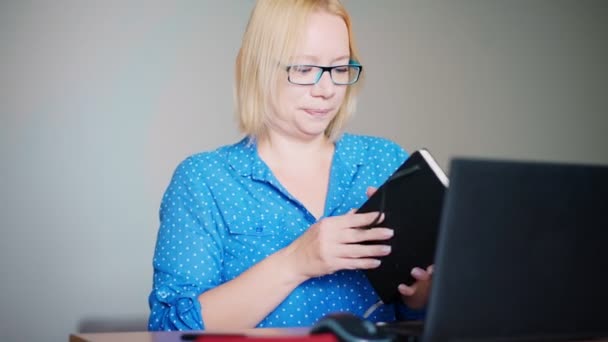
[[286, 63, 363, 85]]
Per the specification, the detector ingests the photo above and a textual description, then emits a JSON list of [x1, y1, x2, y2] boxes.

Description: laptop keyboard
[[376, 320, 424, 342], [375, 321, 607, 342]]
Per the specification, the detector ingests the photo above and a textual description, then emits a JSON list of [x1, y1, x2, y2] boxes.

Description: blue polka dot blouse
[[148, 133, 423, 331]]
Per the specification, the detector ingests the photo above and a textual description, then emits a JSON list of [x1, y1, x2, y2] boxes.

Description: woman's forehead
[[291, 12, 350, 63]]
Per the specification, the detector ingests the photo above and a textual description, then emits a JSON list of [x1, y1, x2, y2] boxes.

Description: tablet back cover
[[357, 149, 448, 304]]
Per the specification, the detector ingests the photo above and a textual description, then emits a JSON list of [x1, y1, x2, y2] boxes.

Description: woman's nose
[[311, 70, 335, 97]]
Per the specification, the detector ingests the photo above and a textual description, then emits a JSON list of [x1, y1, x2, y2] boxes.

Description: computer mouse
[[310, 312, 395, 342]]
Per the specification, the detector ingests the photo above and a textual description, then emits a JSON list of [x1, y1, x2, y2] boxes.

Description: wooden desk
[[70, 328, 309, 342]]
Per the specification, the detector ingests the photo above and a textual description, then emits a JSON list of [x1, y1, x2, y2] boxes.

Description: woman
[[148, 0, 432, 331]]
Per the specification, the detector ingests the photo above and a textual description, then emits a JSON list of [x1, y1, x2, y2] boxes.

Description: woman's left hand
[[398, 265, 433, 309]]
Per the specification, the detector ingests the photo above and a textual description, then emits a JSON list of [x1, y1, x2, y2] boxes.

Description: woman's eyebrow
[[331, 55, 351, 63]]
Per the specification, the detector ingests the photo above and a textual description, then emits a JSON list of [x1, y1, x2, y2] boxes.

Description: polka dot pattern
[[148, 133, 412, 331]]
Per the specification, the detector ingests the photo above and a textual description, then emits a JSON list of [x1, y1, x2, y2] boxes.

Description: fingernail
[[372, 259, 381, 267], [381, 245, 391, 254], [411, 268, 424, 277], [385, 229, 394, 237], [399, 284, 414, 295]]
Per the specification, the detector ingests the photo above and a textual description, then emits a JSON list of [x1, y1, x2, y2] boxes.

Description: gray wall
[[1, 1, 606, 341]]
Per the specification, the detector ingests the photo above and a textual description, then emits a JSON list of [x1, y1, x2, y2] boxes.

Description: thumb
[[366, 186, 378, 198]]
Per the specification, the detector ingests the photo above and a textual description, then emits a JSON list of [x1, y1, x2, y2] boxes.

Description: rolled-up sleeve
[[148, 156, 224, 331]]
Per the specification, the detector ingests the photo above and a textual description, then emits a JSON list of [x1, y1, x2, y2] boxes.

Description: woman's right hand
[[283, 210, 394, 280]]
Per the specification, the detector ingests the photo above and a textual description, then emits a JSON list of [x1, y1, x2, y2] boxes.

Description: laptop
[[380, 157, 608, 342]]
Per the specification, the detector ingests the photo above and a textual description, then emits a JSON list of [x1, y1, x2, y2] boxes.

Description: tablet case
[[357, 149, 448, 304]]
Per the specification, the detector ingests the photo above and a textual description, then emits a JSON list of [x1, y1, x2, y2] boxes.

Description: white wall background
[[1, 1, 607, 341]]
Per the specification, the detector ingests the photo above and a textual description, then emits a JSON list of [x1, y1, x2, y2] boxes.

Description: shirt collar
[[227, 133, 368, 180], [333, 133, 367, 170], [226, 136, 268, 181]]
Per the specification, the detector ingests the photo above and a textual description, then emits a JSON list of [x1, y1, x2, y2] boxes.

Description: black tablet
[[357, 149, 449, 304]]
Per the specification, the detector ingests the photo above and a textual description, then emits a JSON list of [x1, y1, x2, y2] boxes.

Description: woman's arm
[[198, 212, 394, 329], [197, 246, 304, 329]]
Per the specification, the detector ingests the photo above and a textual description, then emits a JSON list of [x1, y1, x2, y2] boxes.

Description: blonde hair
[[235, 0, 363, 141]]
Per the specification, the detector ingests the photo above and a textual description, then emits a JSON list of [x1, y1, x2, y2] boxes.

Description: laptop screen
[[423, 158, 608, 342]]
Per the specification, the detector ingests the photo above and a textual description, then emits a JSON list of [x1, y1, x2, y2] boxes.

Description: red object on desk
[[193, 333, 338, 342]]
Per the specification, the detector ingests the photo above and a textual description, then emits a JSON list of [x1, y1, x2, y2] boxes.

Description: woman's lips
[[303, 108, 331, 116]]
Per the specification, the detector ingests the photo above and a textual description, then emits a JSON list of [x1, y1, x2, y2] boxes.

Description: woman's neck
[[257, 132, 334, 168]]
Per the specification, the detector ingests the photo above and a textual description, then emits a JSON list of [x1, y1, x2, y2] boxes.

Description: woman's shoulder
[[170, 137, 251, 178]]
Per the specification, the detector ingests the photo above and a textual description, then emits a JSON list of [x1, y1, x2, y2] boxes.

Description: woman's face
[[268, 11, 350, 141]]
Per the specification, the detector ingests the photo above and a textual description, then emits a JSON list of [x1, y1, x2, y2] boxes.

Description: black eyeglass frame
[[285, 63, 363, 86]]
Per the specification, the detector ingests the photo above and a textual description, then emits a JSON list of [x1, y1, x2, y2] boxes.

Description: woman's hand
[[367, 186, 433, 309], [284, 209, 394, 280], [399, 265, 433, 309]]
